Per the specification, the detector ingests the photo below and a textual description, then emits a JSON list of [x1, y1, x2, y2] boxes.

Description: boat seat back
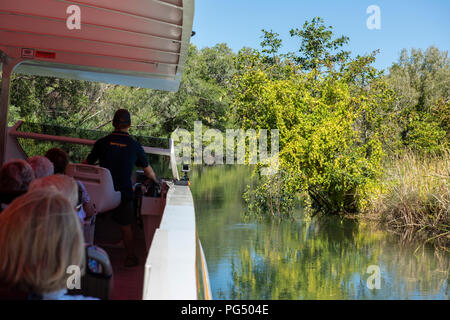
[[82, 245, 113, 300], [67, 244, 113, 300], [66, 164, 121, 213]]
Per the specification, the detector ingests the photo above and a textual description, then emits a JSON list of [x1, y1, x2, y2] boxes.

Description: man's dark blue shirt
[[86, 131, 149, 198]]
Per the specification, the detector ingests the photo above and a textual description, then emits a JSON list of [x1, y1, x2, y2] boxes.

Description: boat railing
[[142, 183, 212, 300], [6, 120, 179, 180]]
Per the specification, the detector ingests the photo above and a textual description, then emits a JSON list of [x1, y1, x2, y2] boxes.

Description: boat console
[[133, 171, 170, 251]]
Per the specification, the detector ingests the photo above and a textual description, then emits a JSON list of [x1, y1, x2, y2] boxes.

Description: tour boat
[[0, 0, 212, 300]]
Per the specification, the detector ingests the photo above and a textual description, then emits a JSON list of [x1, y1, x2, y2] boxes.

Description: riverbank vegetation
[[2, 17, 448, 249], [231, 18, 449, 250], [365, 153, 449, 250]]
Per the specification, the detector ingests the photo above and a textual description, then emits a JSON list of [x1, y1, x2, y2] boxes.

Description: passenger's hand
[[84, 202, 97, 218]]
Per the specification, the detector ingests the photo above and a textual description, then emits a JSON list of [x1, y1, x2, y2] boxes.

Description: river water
[[190, 165, 449, 300]]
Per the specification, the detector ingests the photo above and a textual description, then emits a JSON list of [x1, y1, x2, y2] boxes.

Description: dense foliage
[[233, 19, 395, 216], [1, 17, 448, 242], [5, 43, 236, 137], [385, 46, 449, 154], [230, 19, 448, 248]]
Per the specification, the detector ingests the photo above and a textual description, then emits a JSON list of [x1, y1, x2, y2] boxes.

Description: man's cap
[[112, 109, 131, 125]]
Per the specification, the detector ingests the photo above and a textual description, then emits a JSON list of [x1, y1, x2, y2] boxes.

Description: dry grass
[[366, 152, 449, 251]]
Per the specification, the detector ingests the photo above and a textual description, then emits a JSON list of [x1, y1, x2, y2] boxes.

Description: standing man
[[85, 109, 159, 267]]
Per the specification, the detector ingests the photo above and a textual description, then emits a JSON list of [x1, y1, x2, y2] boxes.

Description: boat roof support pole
[[0, 52, 19, 165]]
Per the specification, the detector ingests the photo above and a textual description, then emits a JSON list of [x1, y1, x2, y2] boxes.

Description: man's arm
[[135, 142, 159, 184], [143, 165, 159, 185], [84, 141, 100, 165]]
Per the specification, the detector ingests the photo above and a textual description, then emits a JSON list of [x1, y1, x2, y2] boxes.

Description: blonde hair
[[28, 174, 78, 207], [0, 189, 85, 294]]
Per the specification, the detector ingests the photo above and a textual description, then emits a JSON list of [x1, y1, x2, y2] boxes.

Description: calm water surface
[[190, 165, 449, 300]]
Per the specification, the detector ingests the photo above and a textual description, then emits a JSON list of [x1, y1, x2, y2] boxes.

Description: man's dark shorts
[[111, 193, 135, 226]]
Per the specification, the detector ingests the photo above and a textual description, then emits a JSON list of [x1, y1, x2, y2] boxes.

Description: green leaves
[[233, 62, 388, 215], [234, 21, 448, 219], [386, 46, 449, 154], [8, 43, 237, 137], [232, 19, 391, 217], [260, 29, 283, 66], [289, 17, 350, 72]]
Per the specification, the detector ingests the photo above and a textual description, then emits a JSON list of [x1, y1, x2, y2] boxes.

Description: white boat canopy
[[0, 0, 195, 163], [0, 0, 194, 91]]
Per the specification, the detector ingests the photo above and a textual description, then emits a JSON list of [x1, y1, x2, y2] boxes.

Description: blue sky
[[191, 0, 450, 71]]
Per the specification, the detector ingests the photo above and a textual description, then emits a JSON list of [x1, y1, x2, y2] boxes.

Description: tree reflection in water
[[191, 165, 449, 300]]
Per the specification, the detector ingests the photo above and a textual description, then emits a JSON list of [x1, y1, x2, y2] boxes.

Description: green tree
[[7, 43, 237, 138], [289, 17, 350, 72], [232, 19, 393, 216], [386, 46, 449, 153], [9, 75, 105, 127], [260, 29, 283, 65]]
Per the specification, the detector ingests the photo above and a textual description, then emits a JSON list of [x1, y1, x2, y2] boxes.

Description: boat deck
[[94, 213, 148, 300]]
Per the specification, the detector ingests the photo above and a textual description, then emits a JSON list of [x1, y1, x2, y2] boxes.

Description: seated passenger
[[29, 174, 96, 244], [0, 189, 97, 300], [45, 148, 69, 175], [0, 160, 35, 210], [27, 155, 54, 178], [45, 148, 97, 244], [45, 148, 97, 220], [28, 173, 78, 214]]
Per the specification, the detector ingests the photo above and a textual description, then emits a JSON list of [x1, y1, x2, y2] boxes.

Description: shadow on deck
[[94, 213, 148, 300]]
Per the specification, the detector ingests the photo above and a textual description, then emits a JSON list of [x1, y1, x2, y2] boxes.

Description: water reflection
[[191, 165, 449, 300]]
